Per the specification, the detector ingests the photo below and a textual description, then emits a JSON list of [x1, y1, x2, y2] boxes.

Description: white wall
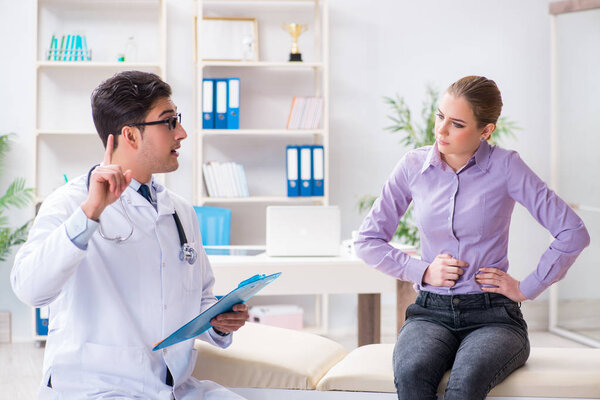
[[0, 0, 559, 340], [553, 9, 600, 300]]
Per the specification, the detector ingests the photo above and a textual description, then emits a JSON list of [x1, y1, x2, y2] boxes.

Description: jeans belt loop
[[483, 292, 491, 308], [418, 291, 428, 307]]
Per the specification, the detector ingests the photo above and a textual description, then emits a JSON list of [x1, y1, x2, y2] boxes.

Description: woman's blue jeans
[[393, 291, 530, 400]]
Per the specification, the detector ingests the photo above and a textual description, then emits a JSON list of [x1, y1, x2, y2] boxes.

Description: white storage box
[[249, 304, 304, 330]]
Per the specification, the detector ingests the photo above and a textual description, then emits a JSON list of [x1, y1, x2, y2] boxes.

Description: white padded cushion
[[485, 347, 600, 398], [316, 344, 395, 392], [317, 345, 600, 398], [193, 322, 347, 390]]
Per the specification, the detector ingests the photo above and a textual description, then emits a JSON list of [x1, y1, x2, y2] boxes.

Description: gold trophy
[[283, 23, 308, 62]]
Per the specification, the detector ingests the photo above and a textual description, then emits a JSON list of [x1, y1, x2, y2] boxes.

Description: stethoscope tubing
[[85, 164, 197, 264]]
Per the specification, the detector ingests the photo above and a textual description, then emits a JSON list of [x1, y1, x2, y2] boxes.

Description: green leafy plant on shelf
[[0, 134, 34, 262], [357, 85, 519, 248]]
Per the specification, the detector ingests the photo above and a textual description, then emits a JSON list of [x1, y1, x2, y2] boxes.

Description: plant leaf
[[0, 219, 32, 262], [357, 195, 378, 214], [0, 178, 34, 209]]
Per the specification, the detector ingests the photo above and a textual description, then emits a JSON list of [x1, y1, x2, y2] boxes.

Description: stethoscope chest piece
[[180, 243, 198, 265]]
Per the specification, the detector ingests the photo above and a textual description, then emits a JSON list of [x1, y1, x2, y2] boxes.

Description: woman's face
[[434, 93, 492, 160]]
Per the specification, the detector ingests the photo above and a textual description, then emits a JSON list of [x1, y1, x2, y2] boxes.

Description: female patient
[[354, 76, 590, 400]]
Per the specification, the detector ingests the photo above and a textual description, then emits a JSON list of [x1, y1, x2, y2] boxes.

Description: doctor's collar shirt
[[354, 140, 590, 300]]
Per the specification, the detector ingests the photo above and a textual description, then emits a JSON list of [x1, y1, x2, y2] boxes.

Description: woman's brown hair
[[447, 76, 503, 129]]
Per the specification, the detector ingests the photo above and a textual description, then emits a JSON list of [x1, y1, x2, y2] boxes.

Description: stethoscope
[[86, 165, 198, 265]]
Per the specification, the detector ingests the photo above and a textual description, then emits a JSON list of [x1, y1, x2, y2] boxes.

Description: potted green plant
[[357, 85, 519, 248], [0, 134, 34, 261]]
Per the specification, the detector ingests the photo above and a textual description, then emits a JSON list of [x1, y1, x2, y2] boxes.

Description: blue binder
[[299, 145, 313, 196], [35, 307, 48, 336], [153, 273, 281, 351], [202, 79, 215, 129], [214, 79, 228, 129], [193, 206, 231, 246], [226, 78, 240, 129], [286, 146, 300, 197], [311, 145, 324, 196]]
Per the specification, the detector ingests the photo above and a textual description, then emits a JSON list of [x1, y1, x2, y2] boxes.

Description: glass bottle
[[124, 36, 137, 62]]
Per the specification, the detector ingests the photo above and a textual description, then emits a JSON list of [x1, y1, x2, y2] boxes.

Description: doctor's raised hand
[[81, 134, 133, 221]]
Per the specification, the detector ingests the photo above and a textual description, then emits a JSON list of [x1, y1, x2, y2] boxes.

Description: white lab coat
[[11, 174, 245, 400]]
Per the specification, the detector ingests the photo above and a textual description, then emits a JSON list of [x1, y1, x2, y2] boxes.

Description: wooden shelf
[[201, 129, 324, 136], [199, 196, 326, 204]]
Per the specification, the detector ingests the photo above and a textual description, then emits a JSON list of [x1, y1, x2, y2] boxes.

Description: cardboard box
[[249, 304, 303, 330]]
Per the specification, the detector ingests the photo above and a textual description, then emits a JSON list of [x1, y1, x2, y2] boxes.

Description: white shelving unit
[[32, 0, 167, 342], [34, 0, 167, 202], [194, 0, 329, 244]]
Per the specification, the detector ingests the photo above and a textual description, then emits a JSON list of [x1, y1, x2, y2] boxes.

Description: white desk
[[206, 247, 406, 346]]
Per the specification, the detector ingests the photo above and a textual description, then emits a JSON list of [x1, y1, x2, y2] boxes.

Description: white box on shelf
[[249, 304, 304, 330]]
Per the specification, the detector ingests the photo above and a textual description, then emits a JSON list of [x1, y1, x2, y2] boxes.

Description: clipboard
[[153, 272, 281, 351]]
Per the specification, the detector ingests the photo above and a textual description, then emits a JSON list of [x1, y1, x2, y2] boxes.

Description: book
[[203, 162, 249, 198], [286, 96, 323, 130]]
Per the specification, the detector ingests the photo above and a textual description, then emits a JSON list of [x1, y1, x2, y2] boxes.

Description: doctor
[[11, 71, 249, 399]]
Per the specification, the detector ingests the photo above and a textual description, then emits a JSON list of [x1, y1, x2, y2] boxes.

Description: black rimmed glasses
[[128, 113, 182, 131]]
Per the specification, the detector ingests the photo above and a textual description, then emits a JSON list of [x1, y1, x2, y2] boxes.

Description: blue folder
[[299, 145, 313, 196], [35, 308, 48, 336], [226, 78, 240, 129], [214, 79, 228, 129], [286, 145, 300, 197], [153, 272, 281, 351], [202, 79, 215, 129], [311, 145, 324, 196]]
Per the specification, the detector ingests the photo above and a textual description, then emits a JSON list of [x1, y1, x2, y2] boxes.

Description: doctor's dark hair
[[446, 76, 503, 130], [91, 70, 172, 149]]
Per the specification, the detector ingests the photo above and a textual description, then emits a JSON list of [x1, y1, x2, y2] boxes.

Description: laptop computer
[[266, 206, 341, 256]]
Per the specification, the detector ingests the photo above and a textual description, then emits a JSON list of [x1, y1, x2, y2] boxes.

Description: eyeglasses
[[128, 113, 182, 131]]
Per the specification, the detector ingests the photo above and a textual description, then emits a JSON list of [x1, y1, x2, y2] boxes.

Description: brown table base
[[356, 281, 417, 347], [358, 293, 381, 347]]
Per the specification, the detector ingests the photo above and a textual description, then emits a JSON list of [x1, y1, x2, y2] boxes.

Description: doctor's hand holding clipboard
[[210, 303, 249, 335], [81, 134, 133, 221]]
